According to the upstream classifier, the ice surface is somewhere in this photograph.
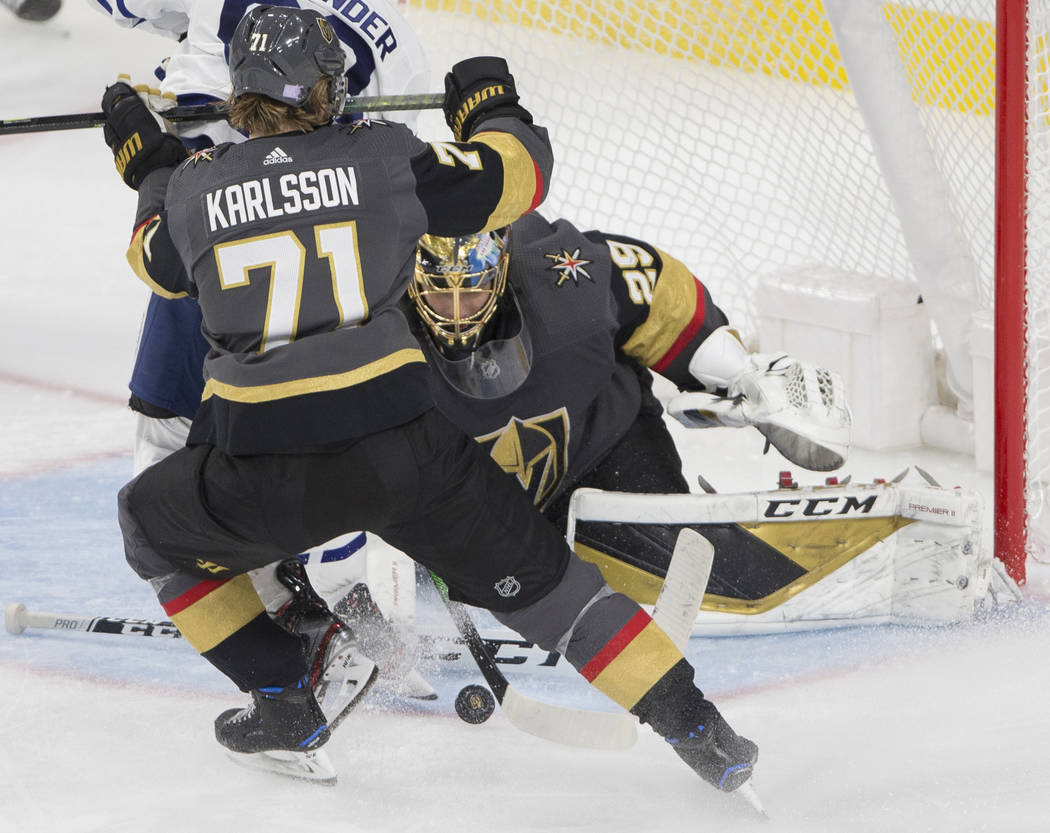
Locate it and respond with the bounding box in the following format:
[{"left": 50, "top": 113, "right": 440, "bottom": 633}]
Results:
[{"left": 1, "top": 4, "right": 1048, "bottom": 832}]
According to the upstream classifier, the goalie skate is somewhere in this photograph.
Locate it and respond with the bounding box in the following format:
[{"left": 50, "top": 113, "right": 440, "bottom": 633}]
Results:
[
  {"left": 334, "top": 582, "right": 436, "bottom": 701},
  {"left": 275, "top": 560, "right": 379, "bottom": 730},
  {"left": 310, "top": 625, "right": 379, "bottom": 730}
]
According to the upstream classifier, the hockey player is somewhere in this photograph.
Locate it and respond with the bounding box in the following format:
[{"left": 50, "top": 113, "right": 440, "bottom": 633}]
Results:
[
  {"left": 90, "top": 0, "right": 434, "bottom": 697},
  {"left": 306, "top": 218, "right": 850, "bottom": 629},
  {"left": 86, "top": 0, "right": 430, "bottom": 473},
  {"left": 320, "top": 223, "right": 1001, "bottom": 640},
  {"left": 105, "top": 4, "right": 759, "bottom": 792},
  {"left": 400, "top": 219, "right": 851, "bottom": 602}
]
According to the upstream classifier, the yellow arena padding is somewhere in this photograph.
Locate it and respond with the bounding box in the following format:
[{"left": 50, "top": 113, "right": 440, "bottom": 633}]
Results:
[{"left": 408, "top": 0, "right": 996, "bottom": 116}]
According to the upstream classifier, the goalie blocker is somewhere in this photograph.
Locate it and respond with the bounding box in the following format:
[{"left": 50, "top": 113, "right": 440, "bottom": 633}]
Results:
[{"left": 566, "top": 475, "right": 991, "bottom": 634}]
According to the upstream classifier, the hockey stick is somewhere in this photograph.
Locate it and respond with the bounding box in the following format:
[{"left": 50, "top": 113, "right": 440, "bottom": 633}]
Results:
[
  {"left": 647, "top": 531, "right": 768, "bottom": 817},
  {"left": 651, "top": 528, "right": 713, "bottom": 649},
  {"left": 4, "top": 602, "right": 182, "bottom": 638},
  {"left": 2, "top": 599, "right": 661, "bottom": 679},
  {"left": 0, "top": 92, "right": 444, "bottom": 136},
  {"left": 564, "top": 494, "right": 769, "bottom": 815},
  {"left": 428, "top": 572, "right": 639, "bottom": 750}
]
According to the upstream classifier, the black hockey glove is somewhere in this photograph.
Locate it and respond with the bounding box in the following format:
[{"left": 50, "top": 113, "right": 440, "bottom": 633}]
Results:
[
  {"left": 101, "top": 81, "right": 188, "bottom": 190},
  {"left": 443, "top": 56, "right": 533, "bottom": 142}
]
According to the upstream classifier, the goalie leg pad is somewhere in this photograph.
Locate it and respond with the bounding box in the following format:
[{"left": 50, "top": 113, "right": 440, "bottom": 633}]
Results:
[{"left": 567, "top": 482, "right": 991, "bottom": 631}]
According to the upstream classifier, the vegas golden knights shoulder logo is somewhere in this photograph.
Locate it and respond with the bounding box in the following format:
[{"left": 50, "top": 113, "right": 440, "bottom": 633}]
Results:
[
  {"left": 544, "top": 248, "right": 593, "bottom": 287},
  {"left": 475, "top": 408, "right": 570, "bottom": 508}
]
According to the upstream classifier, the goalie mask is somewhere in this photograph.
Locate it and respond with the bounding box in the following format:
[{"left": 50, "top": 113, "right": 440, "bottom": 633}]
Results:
[
  {"left": 410, "top": 229, "right": 511, "bottom": 348},
  {"left": 410, "top": 228, "right": 533, "bottom": 399},
  {"left": 230, "top": 5, "right": 348, "bottom": 115}
]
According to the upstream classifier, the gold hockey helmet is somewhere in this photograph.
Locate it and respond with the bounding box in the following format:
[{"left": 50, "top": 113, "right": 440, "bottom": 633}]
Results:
[{"left": 410, "top": 228, "right": 510, "bottom": 348}]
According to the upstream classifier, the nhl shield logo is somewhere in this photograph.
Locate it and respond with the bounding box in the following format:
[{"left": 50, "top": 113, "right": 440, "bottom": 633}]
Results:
[{"left": 494, "top": 575, "right": 521, "bottom": 598}]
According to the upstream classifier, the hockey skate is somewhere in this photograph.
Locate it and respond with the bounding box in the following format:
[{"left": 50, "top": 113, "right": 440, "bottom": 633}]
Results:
[
  {"left": 275, "top": 560, "right": 379, "bottom": 730},
  {"left": 334, "top": 582, "right": 437, "bottom": 701},
  {"left": 665, "top": 699, "right": 758, "bottom": 793},
  {"left": 215, "top": 676, "right": 337, "bottom": 785}
]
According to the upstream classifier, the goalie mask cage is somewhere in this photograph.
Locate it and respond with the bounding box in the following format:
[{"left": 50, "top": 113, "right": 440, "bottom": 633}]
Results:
[{"left": 405, "top": 0, "right": 1049, "bottom": 585}]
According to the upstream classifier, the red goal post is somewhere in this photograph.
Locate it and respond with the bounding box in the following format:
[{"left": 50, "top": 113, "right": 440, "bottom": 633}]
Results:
[
  {"left": 996, "top": 0, "right": 1046, "bottom": 587},
  {"left": 405, "top": 0, "right": 1049, "bottom": 585}
]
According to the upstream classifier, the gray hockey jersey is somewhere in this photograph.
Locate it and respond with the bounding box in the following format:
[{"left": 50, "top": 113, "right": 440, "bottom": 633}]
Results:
[
  {"left": 126, "top": 117, "right": 552, "bottom": 454},
  {"left": 418, "top": 212, "right": 727, "bottom": 508}
]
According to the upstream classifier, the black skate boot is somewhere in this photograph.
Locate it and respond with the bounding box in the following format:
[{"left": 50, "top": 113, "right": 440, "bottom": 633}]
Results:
[
  {"left": 214, "top": 676, "right": 329, "bottom": 754},
  {"left": 275, "top": 559, "right": 378, "bottom": 729},
  {"left": 633, "top": 660, "right": 758, "bottom": 793},
  {"left": 665, "top": 697, "right": 758, "bottom": 792}
]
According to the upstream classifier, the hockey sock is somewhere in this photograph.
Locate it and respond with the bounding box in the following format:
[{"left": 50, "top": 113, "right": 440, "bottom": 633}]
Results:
[{"left": 161, "top": 573, "right": 308, "bottom": 691}]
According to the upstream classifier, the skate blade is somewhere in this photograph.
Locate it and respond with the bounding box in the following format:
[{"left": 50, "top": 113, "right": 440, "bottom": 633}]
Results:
[
  {"left": 224, "top": 747, "right": 338, "bottom": 786},
  {"left": 736, "top": 781, "right": 770, "bottom": 819}
]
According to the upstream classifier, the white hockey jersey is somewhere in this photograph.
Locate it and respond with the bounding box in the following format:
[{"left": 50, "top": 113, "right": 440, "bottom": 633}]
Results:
[{"left": 87, "top": 0, "right": 431, "bottom": 141}]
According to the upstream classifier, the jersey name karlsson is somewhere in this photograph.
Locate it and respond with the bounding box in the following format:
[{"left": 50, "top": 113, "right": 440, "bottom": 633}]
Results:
[{"left": 205, "top": 167, "right": 360, "bottom": 232}]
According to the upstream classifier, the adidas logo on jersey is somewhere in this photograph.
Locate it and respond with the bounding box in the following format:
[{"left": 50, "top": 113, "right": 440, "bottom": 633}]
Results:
[{"left": 263, "top": 147, "right": 294, "bottom": 165}]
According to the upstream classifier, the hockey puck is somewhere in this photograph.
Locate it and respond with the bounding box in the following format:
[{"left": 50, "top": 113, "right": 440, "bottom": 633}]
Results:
[{"left": 454, "top": 684, "right": 496, "bottom": 724}]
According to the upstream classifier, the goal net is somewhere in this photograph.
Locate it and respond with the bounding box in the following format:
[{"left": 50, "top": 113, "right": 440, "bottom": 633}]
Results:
[{"left": 403, "top": 0, "right": 1050, "bottom": 584}]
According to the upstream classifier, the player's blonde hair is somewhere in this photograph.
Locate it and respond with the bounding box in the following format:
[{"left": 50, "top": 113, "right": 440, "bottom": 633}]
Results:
[{"left": 228, "top": 78, "right": 336, "bottom": 136}]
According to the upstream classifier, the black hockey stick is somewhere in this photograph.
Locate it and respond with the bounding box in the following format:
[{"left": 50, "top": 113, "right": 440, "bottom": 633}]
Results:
[
  {"left": 428, "top": 572, "right": 639, "bottom": 750},
  {"left": 0, "top": 92, "right": 444, "bottom": 136}
]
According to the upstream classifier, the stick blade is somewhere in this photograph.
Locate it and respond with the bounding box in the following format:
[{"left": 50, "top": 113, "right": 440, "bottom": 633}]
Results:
[{"left": 500, "top": 686, "right": 637, "bottom": 749}]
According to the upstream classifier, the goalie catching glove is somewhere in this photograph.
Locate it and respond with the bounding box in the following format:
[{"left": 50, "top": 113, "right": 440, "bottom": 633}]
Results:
[
  {"left": 101, "top": 79, "right": 187, "bottom": 190},
  {"left": 669, "top": 326, "right": 852, "bottom": 471}
]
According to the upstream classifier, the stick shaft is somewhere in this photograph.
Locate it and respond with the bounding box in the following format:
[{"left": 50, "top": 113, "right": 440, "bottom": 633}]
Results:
[
  {"left": 428, "top": 573, "right": 638, "bottom": 749},
  {"left": 0, "top": 92, "right": 444, "bottom": 136},
  {"left": 6, "top": 603, "right": 181, "bottom": 638},
  {"left": 428, "top": 575, "right": 509, "bottom": 701}
]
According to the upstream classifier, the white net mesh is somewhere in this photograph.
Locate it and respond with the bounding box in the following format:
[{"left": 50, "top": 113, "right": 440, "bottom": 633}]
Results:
[
  {"left": 403, "top": 1, "right": 995, "bottom": 332},
  {"left": 402, "top": 0, "right": 1050, "bottom": 565}
]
